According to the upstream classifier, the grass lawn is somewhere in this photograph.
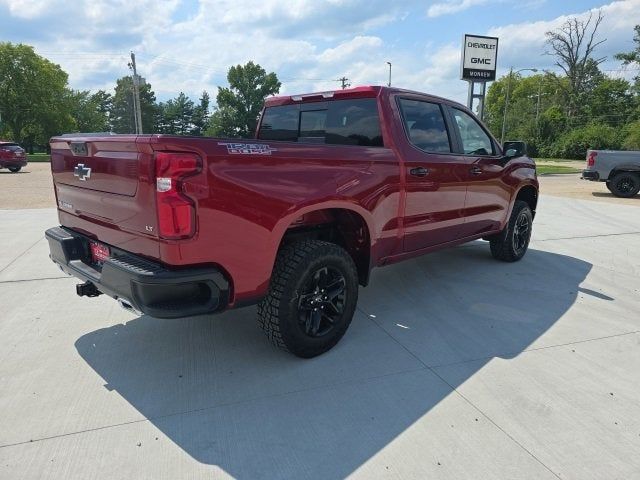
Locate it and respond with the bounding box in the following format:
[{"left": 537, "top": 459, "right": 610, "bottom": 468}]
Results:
[
  {"left": 536, "top": 165, "right": 581, "bottom": 175},
  {"left": 27, "top": 153, "right": 51, "bottom": 162}
]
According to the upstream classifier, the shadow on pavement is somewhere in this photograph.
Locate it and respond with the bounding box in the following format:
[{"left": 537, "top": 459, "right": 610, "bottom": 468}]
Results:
[{"left": 75, "top": 246, "right": 591, "bottom": 478}]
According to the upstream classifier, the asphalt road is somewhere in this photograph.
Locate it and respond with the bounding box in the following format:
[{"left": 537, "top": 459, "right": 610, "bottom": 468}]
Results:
[{"left": 0, "top": 178, "right": 639, "bottom": 479}]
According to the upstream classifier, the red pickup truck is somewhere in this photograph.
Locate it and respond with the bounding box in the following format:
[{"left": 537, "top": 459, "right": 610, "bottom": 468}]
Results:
[{"left": 46, "top": 86, "right": 538, "bottom": 357}]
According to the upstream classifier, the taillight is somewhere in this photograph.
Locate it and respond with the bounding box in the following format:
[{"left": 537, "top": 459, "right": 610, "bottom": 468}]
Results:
[
  {"left": 587, "top": 151, "right": 597, "bottom": 167},
  {"left": 155, "top": 152, "right": 201, "bottom": 239}
]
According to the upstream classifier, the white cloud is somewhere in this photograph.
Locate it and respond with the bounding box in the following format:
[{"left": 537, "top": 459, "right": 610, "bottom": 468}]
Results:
[
  {"left": 318, "top": 36, "right": 384, "bottom": 63},
  {"left": 1, "top": 0, "right": 638, "bottom": 108},
  {"left": 0, "top": 0, "right": 60, "bottom": 18},
  {"left": 487, "top": 0, "right": 640, "bottom": 80},
  {"left": 427, "top": 0, "right": 489, "bottom": 18}
]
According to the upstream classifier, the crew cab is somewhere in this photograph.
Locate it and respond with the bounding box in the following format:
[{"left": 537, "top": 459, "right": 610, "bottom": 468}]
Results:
[
  {"left": 0, "top": 141, "right": 28, "bottom": 172},
  {"left": 45, "top": 86, "right": 538, "bottom": 358}
]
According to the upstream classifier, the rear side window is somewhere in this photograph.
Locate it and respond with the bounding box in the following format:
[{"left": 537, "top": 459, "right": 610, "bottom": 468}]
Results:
[
  {"left": 451, "top": 108, "right": 494, "bottom": 156},
  {"left": 325, "top": 99, "right": 383, "bottom": 146},
  {"left": 398, "top": 99, "right": 451, "bottom": 153},
  {"left": 258, "top": 98, "right": 384, "bottom": 147},
  {"left": 258, "top": 104, "right": 299, "bottom": 141}
]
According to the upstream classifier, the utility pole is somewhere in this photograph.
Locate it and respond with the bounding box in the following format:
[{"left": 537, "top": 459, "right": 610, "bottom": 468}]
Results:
[
  {"left": 386, "top": 62, "right": 392, "bottom": 87},
  {"left": 336, "top": 77, "right": 350, "bottom": 89},
  {"left": 128, "top": 52, "right": 143, "bottom": 134}
]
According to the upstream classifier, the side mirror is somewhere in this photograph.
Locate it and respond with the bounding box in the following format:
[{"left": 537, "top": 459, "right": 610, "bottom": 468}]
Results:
[{"left": 503, "top": 141, "right": 527, "bottom": 158}]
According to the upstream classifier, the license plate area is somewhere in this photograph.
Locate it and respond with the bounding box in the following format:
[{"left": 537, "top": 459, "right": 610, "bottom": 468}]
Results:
[{"left": 89, "top": 241, "right": 110, "bottom": 267}]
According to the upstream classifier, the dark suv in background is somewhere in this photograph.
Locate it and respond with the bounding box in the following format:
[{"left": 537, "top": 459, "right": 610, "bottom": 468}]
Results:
[{"left": 0, "top": 142, "right": 28, "bottom": 172}]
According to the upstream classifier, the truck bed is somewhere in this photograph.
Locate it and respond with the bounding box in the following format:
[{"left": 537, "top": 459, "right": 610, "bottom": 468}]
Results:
[{"left": 49, "top": 133, "right": 400, "bottom": 305}]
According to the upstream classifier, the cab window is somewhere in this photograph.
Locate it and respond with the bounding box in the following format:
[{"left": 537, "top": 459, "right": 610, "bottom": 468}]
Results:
[
  {"left": 451, "top": 108, "right": 494, "bottom": 156},
  {"left": 257, "top": 98, "right": 384, "bottom": 147}
]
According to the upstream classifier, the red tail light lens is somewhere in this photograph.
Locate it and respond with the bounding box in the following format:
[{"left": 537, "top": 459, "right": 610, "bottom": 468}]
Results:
[
  {"left": 155, "top": 152, "right": 201, "bottom": 239},
  {"left": 587, "top": 151, "right": 597, "bottom": 167}
]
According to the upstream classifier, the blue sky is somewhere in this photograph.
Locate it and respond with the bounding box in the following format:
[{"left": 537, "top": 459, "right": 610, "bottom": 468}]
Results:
[{"left": 1, "top": 0, "right": 638, "bottom": 104}]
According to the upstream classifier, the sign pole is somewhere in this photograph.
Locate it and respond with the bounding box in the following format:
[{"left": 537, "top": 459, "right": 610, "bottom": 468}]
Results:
[{"left": 466, "top": 81, "right": 488, "bottom": 121}]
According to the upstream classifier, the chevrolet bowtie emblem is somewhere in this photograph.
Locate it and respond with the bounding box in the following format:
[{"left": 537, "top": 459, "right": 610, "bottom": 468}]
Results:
[{"left": 74, "top": 163, "right": 91, "bottom": 181}]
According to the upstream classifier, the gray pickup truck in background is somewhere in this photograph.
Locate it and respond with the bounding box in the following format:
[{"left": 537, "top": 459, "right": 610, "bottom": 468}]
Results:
[{"left": 582, "top": 150, "right": 640, "bottom": 198}]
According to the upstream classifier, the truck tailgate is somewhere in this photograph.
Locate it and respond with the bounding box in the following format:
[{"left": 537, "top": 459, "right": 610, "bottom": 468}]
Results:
[{"left": 50, "top": 135, "right": 160, "bottom": 257}]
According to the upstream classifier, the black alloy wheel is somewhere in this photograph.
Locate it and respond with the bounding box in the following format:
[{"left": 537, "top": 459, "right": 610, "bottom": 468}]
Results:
[
  {"left": 609, "top": 172, "right": 640, "bottom": 198},
  {"left": 512, "top": 211, "right": 531, "bottom": 256},
  {"left": 297, "top": 266, "right": 347, "bottom": 338}
]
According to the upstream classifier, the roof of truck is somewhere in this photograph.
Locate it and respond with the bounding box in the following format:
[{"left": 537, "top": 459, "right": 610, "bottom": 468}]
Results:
[{"left": 263, "top": 85, "right": 464, "bottom": 109}]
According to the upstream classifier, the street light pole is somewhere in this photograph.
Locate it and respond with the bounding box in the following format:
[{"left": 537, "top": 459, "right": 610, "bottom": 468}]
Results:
[
  {"left": 536, "top": 75, "right": 542, "bottom": 137},
  {"left": 500, "top": 67, "right": 513, "bottom": 145},
  {"left": 500, "top": 67, "right": 538, "bottom": 145},
  {"left": 386, "top": 62, "right": 392, "bottom": 87}
]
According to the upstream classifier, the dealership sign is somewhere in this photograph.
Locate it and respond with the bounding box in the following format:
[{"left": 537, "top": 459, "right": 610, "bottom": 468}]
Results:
[{"left": 461, "top": 34, "right": 499, "bottom": 81}]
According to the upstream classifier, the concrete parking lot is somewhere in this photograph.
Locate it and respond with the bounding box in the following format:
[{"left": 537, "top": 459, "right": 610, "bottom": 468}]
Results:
[{"left": 0, "top": 171, "right": 639, "bottom": 479}]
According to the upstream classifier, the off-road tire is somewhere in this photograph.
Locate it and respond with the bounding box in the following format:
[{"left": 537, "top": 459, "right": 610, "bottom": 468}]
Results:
[
  {"left": 257, "top": 240, "right": 359, "bottom": 358},
  {"left": 489, "top": 200, "right": 533, "bottom": 262},
  {"left": 608, "top": 172, "right": 640, "bottom": 198},
  {"left": 8, "top": 166, "right": 21, "bottom": 173}
]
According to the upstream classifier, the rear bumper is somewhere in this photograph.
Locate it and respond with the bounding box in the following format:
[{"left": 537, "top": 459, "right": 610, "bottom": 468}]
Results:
[
  {"left": 45, "top": 226, "right": 229, "bottom": 318},
  {"left": 581, "top": 170, "right": 600, "bottom": 181},
  {"left": 0, "top": 158, "right": 28, "bottom": 168}
]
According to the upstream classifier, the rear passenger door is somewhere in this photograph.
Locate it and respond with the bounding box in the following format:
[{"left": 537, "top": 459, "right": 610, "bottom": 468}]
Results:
[
  {"left": 397, "top": 98, "right": 469, "bottom": 252},
  {"left": 446, "top": 107, "right": 511, "bottom": 236}
]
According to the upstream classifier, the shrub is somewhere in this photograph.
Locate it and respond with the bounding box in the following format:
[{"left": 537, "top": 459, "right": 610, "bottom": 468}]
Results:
[
  {"left": 622, "top": 120, "right": 640, "bottom": 150},
  {"left": 548, "top": 123, "right": 623, "bottom": 159}
]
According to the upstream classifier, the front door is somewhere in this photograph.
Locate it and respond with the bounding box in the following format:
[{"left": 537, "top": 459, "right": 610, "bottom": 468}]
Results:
[
  {"left": 397, "top": 98, "right": 469, "bottom": 252},
  {"left": 447, "top": 107, "right": 511, "bottom": 236}
]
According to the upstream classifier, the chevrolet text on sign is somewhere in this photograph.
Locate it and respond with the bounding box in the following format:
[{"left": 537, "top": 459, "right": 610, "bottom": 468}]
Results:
[{"left": 461, "top": 34, "right": 499, "bottom": 81}]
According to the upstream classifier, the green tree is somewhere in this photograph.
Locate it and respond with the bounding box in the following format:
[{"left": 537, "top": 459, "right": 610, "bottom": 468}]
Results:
[
  {"left": 157, "top": 92, "right": 195, "bottom": 135},
  {"left": 615, "top": 25, "right": 640, "bottom": 87},
  {"left": 545, "top": 12, "right": 606, "bottom": 117},
  {"left": 485, "top": 72, "right": 566, "bottom": 154},
  {"left": 584, "top": 78, "right": 633, "bottom": 126},
  {"left": 110, "top": 76, "right": 158, "bottom": 134},
  {"left": 191, "top": 91, "right": 210, "bottom": 136},
  {"left": 0, "top": 42, "right": 72, "bottom": 151},
  {"left": 67, "top": 90, "right": 111, "bottom": 132},
  {"left": 206, "top": 61, "right": 281, "bottom": 138}
]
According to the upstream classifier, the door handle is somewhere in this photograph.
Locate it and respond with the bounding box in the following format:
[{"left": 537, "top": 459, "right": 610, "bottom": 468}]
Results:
[
  {"left": 410, "top": 167, "right": 429, "bottom": 177},
  {"left": 470, "top": 166, "right": 482, "bottom": 175}
]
